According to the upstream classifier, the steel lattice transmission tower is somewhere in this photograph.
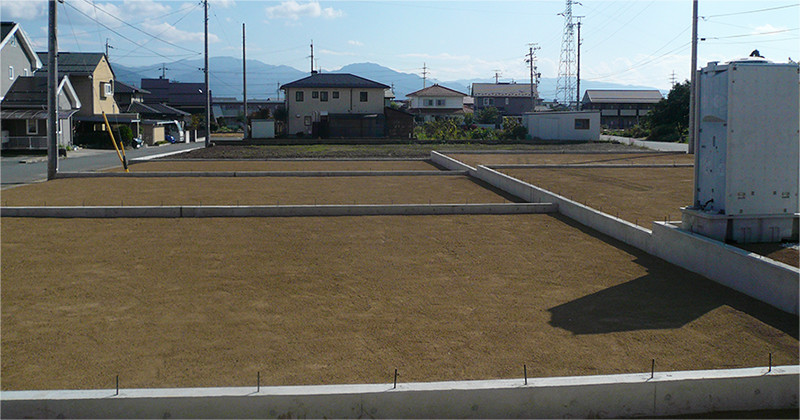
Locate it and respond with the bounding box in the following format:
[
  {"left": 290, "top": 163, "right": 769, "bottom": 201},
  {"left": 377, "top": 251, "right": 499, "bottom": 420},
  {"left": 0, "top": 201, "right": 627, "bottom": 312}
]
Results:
[{"left": 556, "top": 0, "right": 577, "bottom": 108}]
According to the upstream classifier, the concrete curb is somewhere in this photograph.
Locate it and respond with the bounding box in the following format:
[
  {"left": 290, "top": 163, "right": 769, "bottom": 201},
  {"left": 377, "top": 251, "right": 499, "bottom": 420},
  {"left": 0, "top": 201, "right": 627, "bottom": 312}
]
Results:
[
  {"left": 2, "top": 366, "right": 796, "bottom": 419},
  {"left": 55, "top": 170, "right": 465, "bottom": 178},
  {"left": 489, "top": 163, "right": 693, "bottom": 169},
  {"left": 431, "top": 151, "right": 477, "bottom": 174},
  {"left": 0, "top": 203, "right": 557, "bottom": 218}
]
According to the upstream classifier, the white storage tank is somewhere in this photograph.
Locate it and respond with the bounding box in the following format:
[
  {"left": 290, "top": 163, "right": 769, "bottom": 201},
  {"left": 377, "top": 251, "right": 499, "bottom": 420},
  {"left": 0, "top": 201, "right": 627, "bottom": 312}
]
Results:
[{"left": 682, "top": 57, "right": 799, "bottom": 243}]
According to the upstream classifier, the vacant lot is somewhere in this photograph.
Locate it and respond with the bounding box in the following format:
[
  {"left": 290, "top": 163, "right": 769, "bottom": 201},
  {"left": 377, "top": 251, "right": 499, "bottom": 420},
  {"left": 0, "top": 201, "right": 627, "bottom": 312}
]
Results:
[
  {"left": 2, "top": 215, "right": 796, "bottom": 391},
  {"left": 447, "top": 152, "right": 694, "bottom": 168},
  {"left": 118, "top": 160, "right": 438, "bottom": 172},
  {"left": 0, "top": 176, "right": 511, "bottom": 206}
]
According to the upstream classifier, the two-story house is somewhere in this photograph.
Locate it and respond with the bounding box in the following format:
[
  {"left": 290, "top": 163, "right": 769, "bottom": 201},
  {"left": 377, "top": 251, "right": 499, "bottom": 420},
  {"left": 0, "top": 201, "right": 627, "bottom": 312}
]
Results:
[
  {"left": 581, "top": 89, "right": 663, "bottom": 129},
  {"left": 472, "top": 82, "right": 542, "bottom": 116},
  {"left": 0, "top": 22, "right": 42, "bottom": 100},
  {"left": 405, "top": 84, "right": 470, "bottom": 122},
  {"left": 281, "top": 72, "right": 389, "bottom": 138}
]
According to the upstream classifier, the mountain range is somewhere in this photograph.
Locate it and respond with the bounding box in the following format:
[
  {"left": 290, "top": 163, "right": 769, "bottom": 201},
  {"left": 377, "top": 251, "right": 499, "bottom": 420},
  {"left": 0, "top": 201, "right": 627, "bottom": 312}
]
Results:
[{"left": 111, "top": 57, "right": 663, "bottom": 101}]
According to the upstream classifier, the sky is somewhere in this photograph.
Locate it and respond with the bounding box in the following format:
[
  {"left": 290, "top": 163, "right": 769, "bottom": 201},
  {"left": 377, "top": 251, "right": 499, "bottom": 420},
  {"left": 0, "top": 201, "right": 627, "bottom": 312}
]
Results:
[{"left": 2, "top": 0, "right": 798, "bottom": 96}]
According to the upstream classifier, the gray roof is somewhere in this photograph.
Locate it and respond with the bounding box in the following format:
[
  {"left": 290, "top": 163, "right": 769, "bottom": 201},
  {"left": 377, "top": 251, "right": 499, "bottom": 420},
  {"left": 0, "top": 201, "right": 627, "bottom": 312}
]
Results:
[
  {"left": 115, "top": 81, "right": 151, "bottom": 95},
  {"left": 128, "top": 101, "right": 189, "bottom": 116},
  {"left": 472, "top": 83, "right": 537, "bottom": 98},
  {"left": 36, "top": 52, "right": 109, "bottom": 76},
  {"left": 281, "top": 73, "right": 389, "bottom": 90},
  {"left": 1, "top": 75, "right": 80, "bottom": 110},
  {"left": 582, "top": 89, "right": 663, "bottom": 104}
]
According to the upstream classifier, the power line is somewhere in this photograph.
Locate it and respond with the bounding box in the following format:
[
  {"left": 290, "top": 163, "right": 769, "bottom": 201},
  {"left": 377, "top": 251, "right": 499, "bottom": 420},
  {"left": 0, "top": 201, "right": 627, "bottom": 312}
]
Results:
[
  {"left": 703, "top": 27, "right": 799, "bottom": 40},
  {"left": 703, "top": 3, "right": 799, "bottom": 19},
  {"left": 114, "top": 1, "right": 201, "bottom": 61}
]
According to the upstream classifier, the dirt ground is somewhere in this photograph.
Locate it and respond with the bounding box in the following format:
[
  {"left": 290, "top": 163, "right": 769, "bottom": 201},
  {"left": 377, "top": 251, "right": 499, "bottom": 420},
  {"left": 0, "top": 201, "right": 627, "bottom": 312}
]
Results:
[
  {"left": 447, "top": 152, "right": 695, "bottom": 168},
  {"left": 0, "top": 176, "right": 512, "bottom": 207},
  {"left": 2, "top": 215, "right": 796, "bottom": 391},
  {"left": 117, "top": 160, "right": 438, "bottom": 172}
]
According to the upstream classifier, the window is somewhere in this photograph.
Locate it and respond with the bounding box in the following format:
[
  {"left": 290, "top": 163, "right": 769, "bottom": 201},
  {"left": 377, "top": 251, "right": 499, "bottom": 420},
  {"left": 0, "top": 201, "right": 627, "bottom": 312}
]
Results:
[
  {"left": 436, "top": 99, "right": 445, "bottom": 106},
  {"left": 424, "top": 99, "right": 434, "bottom": 107},
  {"left": 332, "top": 91, "right": 339, "bottom": 99},
  {"left": 312, "top": 91, "right": 319, "bottom": 99},
  {"left": 23, "top": 68, "right": 29, "bottom": 76},
  {"left": 483, "top": 98, "right": 494, "bottom": 106},
  {"left": 505, "top": 98, "right": 510, "bottom": 105},
  {"left": 8, "top": 66, "right": 13, "bottom": 80},
  {"left": 574, "top": 118, "right": 590, "bottom": 130},
  {"left": 296, "top": 91, "right": 304, "bottom": 102},
  {"left": 103, "top": 82, "right": 113, "bottom": 97},
  {"left": 359, "top": 91, "right": 368, "bottom": 102},
  {"left": 304, "top": 116, "right": 311, "bottom": 126},
  {"left": 26, "top": 119, "right": 38, "bottom": 135},
  {"left": 320, "top": 91, "right": 328, "bottom": 102}
]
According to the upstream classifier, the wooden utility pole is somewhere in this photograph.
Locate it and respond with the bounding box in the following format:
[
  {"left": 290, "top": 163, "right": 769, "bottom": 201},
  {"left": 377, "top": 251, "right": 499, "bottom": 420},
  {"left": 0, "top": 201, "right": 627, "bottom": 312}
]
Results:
[
  {"left": 575, "top": 16, "right": 584, "bottom": 110},
  {"left": 242, "top": 23, "right": 247, "bottom": 139},
  {"left": 204, "top": 0, "right": 210, "bottom": 147},
  {"left": 310, "top": 40, "right": 314, "bottom": 73},
  {"left": 47, "top": 0, "right": 58, "bottom": 180},
  {"left": 688, "top": 0, "right": 698, "bottom": 154},
  {"left": 105, "top": 38, "right": 113, "bottom": 60},
  {"left": 526, "top": 43, "right": 541, "bottom": 111}
]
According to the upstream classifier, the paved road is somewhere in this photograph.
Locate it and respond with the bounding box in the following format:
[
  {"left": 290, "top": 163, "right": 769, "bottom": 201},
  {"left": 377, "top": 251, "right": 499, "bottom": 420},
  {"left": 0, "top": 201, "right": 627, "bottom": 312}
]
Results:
[
  {"left": 599, "top": 134, "right": 689, "bottom": 153},
  {"left": 1, "top": 142, "right": 203, "bottom": 188}
]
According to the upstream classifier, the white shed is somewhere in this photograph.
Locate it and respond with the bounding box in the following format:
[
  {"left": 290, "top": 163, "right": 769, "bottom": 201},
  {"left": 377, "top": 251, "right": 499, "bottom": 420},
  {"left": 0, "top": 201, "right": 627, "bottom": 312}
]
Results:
[{"left": 522, "top": 111, "right": 600, "bottom": 141}]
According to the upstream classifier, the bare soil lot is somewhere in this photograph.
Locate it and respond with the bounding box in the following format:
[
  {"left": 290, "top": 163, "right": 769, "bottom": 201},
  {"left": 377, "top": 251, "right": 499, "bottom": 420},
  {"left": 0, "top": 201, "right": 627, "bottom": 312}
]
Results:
[
  {"left": 2, "top": 215, "right": 796, "bottom": 391},
  {"left": 0, "top": 176, "right": 510, "bottom": 206},
  {"left": 118, "top": 160, "right": 438, "bottom": 172},
  {"left": 447, "top": 152, "right": 694, "bottom": 168}
]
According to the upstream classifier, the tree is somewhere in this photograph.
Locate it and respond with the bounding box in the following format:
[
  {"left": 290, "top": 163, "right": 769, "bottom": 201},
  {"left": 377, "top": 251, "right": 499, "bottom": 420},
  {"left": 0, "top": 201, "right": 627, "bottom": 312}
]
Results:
[
  {"left": 476, "top": 107, "right": 500, "bottom": 125},
  {"left": 646, "top": 80, "right": 689, "bottom": 142}
]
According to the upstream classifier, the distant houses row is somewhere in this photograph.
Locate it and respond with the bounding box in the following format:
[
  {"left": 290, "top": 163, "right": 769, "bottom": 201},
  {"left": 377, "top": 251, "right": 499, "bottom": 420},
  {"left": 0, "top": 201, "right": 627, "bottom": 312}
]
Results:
[{"left": 1, "top": 21, "right": 664, "bottom": 149}]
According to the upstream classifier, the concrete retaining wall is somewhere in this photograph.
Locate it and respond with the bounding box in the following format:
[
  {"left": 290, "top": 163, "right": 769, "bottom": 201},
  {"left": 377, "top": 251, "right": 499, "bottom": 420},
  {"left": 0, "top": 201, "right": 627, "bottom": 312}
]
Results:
[
  {"left": 430, "top": 151, "right": 477, "bottom": 174},
  {"left": 650, "top": 222, "right": 800, "bottom": 314},
  {"left": 56, "top": 170, "right": 466, "bottom": 178},
  {"left": 489, "top": 163, "right": 693, "bottom": 169},
  {"left": 0, "top": 203, "right": 557, "bottom": 218},
  {"left": 2, "top": 366, "right": 796, "bottom": 419},
  {"left": 474, "top": 165, "right": 653, "bottom": 251}
]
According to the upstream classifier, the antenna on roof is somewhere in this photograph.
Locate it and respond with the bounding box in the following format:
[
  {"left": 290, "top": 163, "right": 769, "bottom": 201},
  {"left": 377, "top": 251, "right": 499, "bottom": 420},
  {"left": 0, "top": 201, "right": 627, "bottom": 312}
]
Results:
[{"left": 493, "top": 70, "right": 502, "bottom": 84}]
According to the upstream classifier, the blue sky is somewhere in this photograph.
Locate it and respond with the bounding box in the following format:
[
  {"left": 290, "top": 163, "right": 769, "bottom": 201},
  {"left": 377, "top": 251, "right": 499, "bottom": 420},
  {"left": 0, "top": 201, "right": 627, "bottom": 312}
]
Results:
[{"left": 3, "top": 0, "right": 798, "bottom": 93}]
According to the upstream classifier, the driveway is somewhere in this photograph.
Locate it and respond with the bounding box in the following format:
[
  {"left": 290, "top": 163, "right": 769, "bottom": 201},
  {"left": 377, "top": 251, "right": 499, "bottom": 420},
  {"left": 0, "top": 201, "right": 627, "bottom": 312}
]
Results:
[{"left": 1, "top": 141, "right": 204, "bottom": 188}]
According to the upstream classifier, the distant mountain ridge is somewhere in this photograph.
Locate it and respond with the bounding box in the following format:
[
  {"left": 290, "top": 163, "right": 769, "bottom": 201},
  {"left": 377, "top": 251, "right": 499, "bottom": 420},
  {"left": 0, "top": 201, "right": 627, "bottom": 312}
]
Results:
[{"left": 111, "top": 57, "right": 663, "bottom": 101}]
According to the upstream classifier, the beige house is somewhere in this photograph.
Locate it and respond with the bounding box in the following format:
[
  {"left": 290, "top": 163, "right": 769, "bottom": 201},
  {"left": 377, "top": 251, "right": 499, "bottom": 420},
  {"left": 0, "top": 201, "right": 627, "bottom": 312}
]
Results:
[
  {"left": 406, "top": 84, "right": 471, "bottom": 122},
  {"left": 281, "top": 72, "right": 389, "bottom": 138},
  {"left": 37, "top": 52, "right": 120, "bottom": 117}
]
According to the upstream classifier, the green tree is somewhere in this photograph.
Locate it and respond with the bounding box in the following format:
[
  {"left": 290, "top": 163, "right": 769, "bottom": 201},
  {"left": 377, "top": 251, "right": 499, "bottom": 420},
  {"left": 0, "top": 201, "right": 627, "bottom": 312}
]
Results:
[
  {"left": 476, "top": 107, "right": 500, "bottom": 125},
  {"left": 646, "top": 81, "right": 689, "bottom": 142}
]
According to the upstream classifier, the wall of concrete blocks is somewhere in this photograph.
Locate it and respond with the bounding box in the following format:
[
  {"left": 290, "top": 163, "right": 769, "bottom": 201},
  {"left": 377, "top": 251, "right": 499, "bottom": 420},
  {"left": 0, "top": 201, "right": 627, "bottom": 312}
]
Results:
[
  {"left": 2, "top": 366, "right": 796, "bottom": 418},
  {"left": 429, "top": 152, "right": 800, "bottom": 315}
]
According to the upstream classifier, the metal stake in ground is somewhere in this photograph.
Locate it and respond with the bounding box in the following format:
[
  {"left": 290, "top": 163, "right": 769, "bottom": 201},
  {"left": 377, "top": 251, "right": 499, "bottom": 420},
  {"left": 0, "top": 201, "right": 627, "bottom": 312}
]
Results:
[
  {"left": 393, "top": 368, "right": 398, "bottom": 389},
  {"left": 651, "top": 359, "right": 655, "bottom": 379},
  {"left": 524, "top": 364, "right": 528, "bottom": 385},
  {"left": 115, "top": 375, "right": 119, "bottom": 396},
  {"left": 257, "top": 371, "right": 260, "bottom": 392}
]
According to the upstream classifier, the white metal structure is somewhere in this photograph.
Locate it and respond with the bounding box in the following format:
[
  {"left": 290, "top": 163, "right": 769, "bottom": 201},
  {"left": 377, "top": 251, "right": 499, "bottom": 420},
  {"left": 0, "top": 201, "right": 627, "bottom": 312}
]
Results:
[
  {"left": 522, "top": 111, "right": 600, "bottom": 141},
  {"left": 682, "top": 58, "right": 799, "bottom": 243}
]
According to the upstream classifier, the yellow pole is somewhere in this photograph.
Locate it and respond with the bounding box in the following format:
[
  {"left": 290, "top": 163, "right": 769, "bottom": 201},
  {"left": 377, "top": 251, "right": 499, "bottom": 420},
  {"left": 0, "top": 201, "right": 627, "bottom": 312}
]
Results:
[{"left": 102, "top": 111, "right": 128, "bottom": 172}]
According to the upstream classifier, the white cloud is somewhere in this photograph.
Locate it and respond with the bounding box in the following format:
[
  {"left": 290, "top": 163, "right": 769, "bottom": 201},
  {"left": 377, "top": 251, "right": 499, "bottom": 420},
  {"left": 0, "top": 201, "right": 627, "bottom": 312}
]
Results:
[
  {"left": 1, "top": 0, "right": 46, "bottom": 20},
  {"left": 348, "top": 40, "right": 363, "bottom": 47},
  {"left": 319, "top": 49, "right": 355, "bottom": 56},
  {"left": 265, "top": 1, "right": 343, "bottom": 21},
  {"left": 121, "top": 0, "right": 171, "bottom": 16},
  {"left": 210, "top": 0, "right": 236, "bottom": 8},
  {"left": 142, "top": 22, "right": 220, "bottom": 44},
  {"left": 753, "top": 24, "right": 788, "bottom": 35}
]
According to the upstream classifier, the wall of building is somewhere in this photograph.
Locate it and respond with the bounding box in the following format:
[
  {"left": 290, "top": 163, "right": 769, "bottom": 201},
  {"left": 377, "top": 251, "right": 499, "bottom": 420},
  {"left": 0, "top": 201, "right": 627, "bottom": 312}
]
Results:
[
  {"left": 0, "top": 32, "right": 33, "bottom": 98},
  {"left": 286, "top": 87, "right": 385, "bottom": 135},
  {"left": 523, "top": 111, "right": 600, "bottom": 141},
  {"left": 90, "top": 57, "right": 119, "bottom": 115}
]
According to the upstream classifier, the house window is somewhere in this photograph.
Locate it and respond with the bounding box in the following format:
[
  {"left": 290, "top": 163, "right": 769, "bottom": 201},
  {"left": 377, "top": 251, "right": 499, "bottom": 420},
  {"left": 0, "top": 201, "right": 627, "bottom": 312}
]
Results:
[
  {"left": 436, "top": 99, "right": 445, "bottom": 106},
  {"left": 505, "top": 98, "right": 510, "bottom": 105},
  {"left": 320, "top": 91, "right": 328, "bottom": 102},
  {"left": 312, "top": 91, "right": 319, "bottom": 99},
  {"left": 8, "top": 66, "right": 13, "bottom": 80},
  {"left": 103, "top": 82, "right": 113, "bottom": 97},
  {"left": 26, "top": 119, "right": 38, "bottom": 135},
  {"left": 296, "top": 91, "right": 304, "bottom": 102},
  {"left": 424, "top": 99, "right": 434, "bottom": 107},
  {"left": 483, "top": 98, "right": 494, "bottom": 106},
  {"left": 360, "top": 91, "right": 368, "bottom": 102},
  {"left": 332, "top": 91, "right": 339, "bottom": 99},
  {"left": 575, "top": 118, "right": 590, "bottom": 130}
]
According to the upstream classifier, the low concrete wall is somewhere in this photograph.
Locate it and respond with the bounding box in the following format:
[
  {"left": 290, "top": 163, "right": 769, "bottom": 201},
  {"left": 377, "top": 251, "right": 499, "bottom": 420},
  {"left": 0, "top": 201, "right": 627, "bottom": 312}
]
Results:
[
  {"left": 56, "top": 170, "right": 466, "bottom": 178},
  {"left": 2, "top": 366, "right": 796, "bottom": 419},
  {"left": 650, "top": 222, "right": 800, "bottom": 314},
  {"left": 430, "top": 151, "right": 477, "bottom": 174},
  {"left": 600, "top": 134, "right": 689, "bottom": 152},
  {"left": 489, "top": 163, "right": 693, "bottom": 169},
  {"left": 0, "top": 203, "right": 557, "bottom": 219},
  {"left": 474, "top": 165, "right": 653, "bottom": 251}
]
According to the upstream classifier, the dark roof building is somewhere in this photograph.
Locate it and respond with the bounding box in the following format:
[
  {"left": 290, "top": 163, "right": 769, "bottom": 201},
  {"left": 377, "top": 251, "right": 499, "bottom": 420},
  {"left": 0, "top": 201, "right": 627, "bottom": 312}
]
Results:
[
  {"left": 472, "top": 82, "right": 541, "bottom": 116},
  {"left": 36, "top": 52, "right": 111, "bottom": 77},
  {"left": 140, "top": 78, "right": 206, "bottom": 113},
  {"left": 581, "top": 89, "right": 664, "bottom": 129},
  {"left": 281, "top": 73, "right": 389, "bottom": 90}
]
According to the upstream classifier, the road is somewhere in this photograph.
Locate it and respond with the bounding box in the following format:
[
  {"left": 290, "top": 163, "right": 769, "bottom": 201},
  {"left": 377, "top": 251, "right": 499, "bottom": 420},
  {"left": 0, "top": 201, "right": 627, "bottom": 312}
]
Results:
[
  {"left": 599, "top": 134, "right": 689, "bottom": 153},
  {"left": 1, "top": 142, "right": 204, "bottom": 188}
]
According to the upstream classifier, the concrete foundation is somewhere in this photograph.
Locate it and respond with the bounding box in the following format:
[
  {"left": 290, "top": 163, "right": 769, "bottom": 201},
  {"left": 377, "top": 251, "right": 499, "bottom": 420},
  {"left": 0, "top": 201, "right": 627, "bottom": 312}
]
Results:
[
  {"left": 2, "top": 366, "right": 796, "bottom": 419},
  {"left": 681, "top": 207, "right": 799, "bottom": 244}
]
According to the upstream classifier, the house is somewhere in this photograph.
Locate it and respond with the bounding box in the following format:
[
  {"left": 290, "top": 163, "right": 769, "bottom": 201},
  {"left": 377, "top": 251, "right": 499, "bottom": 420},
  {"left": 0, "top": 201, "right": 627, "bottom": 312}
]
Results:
[
  {"left": 140, "top": 78, "right": 206, "bottom": 115},
  {"left": 405, "top": 84, "right": 471, "bottom": 122},
  {"left": 1, "top": 75, "right": 81, "bottom": 150},
  {"left": 384, "top": 106, "right": 414, "bottom": 139},
  {"left": 113, "top": 80, "right": 150, "bottom": 109},
  {"left": 281, "top": 72, "right": 389, "bottom": 138},
  {"left": 581, "top": 89, "right": 663, "bottom": 129},
  {"left": 522, "top": 110, "right": 600, "bottom": 141},
  {"left": 1, "top": 22, "right": 42, "bottom": 100},
  {"left": 472, "top": 82, "right": 542, "bottom": 116}
]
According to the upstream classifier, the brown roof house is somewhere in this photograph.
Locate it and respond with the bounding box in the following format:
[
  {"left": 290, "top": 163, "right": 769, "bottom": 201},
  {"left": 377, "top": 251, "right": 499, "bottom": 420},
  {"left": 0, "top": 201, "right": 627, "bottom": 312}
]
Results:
[{"left": 406, "top": 84, "right": 471, "bottom": 122}]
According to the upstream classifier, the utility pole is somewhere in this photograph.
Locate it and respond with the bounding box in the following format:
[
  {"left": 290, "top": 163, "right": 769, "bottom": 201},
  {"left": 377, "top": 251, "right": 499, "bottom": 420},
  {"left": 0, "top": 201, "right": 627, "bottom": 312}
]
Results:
[
  {"left": 309, "top": 40, "right": 315, "bottom": 73},
  {"left": 159, "top": 63, "right": 169, "bottom": 79},
  {"left": 422, "top": 63, "right": 428, "bottom": 88},
  {"left": 47, "top": 0, "right": 58, "bottom": 180},
  {"left": 688, "top": 0, "right": 698, "bottom": 154},
  {"left": 526, "top": 43, "right": 541, "bottom": 111},
  {"left": 104, "top": 38, "right": 113, "bottom": 60},
  {"left": 242, "top": 22, "right": 247, "bottom": 139},
  {"left": 575, "top": 16, "right": 584, "bottom": 110},
  {"left": 204, "top": 0, "right": 210, "bottom": 147},
  {"left": 493, "top": 70, "right": 501, "bottom": 84}
]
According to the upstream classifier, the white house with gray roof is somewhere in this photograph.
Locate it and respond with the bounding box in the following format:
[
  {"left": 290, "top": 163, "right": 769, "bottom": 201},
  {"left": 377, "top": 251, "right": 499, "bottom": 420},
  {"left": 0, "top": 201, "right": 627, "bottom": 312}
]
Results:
[{"left": 0, "top": 22, "right": 42, "bottom": 100}]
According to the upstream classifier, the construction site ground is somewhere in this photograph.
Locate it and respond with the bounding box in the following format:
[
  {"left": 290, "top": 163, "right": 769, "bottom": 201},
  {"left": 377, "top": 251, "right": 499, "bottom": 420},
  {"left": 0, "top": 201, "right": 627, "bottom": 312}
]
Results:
[{"left": 2, "top": 214, "right": 797, "bottom": 391}]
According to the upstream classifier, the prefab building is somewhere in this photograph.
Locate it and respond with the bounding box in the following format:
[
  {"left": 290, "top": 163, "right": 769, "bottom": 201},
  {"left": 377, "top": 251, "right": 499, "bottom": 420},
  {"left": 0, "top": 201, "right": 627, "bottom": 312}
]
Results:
[
  {"left": 681, "top": 58, "right": 799, "bottom": 243},
  {"left": 522, "top": 110, "right": 600, "bottom": 141}
]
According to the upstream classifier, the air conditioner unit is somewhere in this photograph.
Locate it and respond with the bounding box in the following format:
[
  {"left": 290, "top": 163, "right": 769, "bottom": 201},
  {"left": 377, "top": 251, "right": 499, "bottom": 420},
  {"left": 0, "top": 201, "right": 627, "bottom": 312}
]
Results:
[{"left": 102, "top": 82, "right": 113, "bottom": 98}]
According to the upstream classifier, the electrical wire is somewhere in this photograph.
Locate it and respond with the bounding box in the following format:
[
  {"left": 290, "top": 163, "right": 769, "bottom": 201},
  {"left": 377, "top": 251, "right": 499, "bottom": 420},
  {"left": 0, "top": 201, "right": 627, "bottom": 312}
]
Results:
[{"left": 703, "top": 3, "right": 799, "bottom": 19}]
